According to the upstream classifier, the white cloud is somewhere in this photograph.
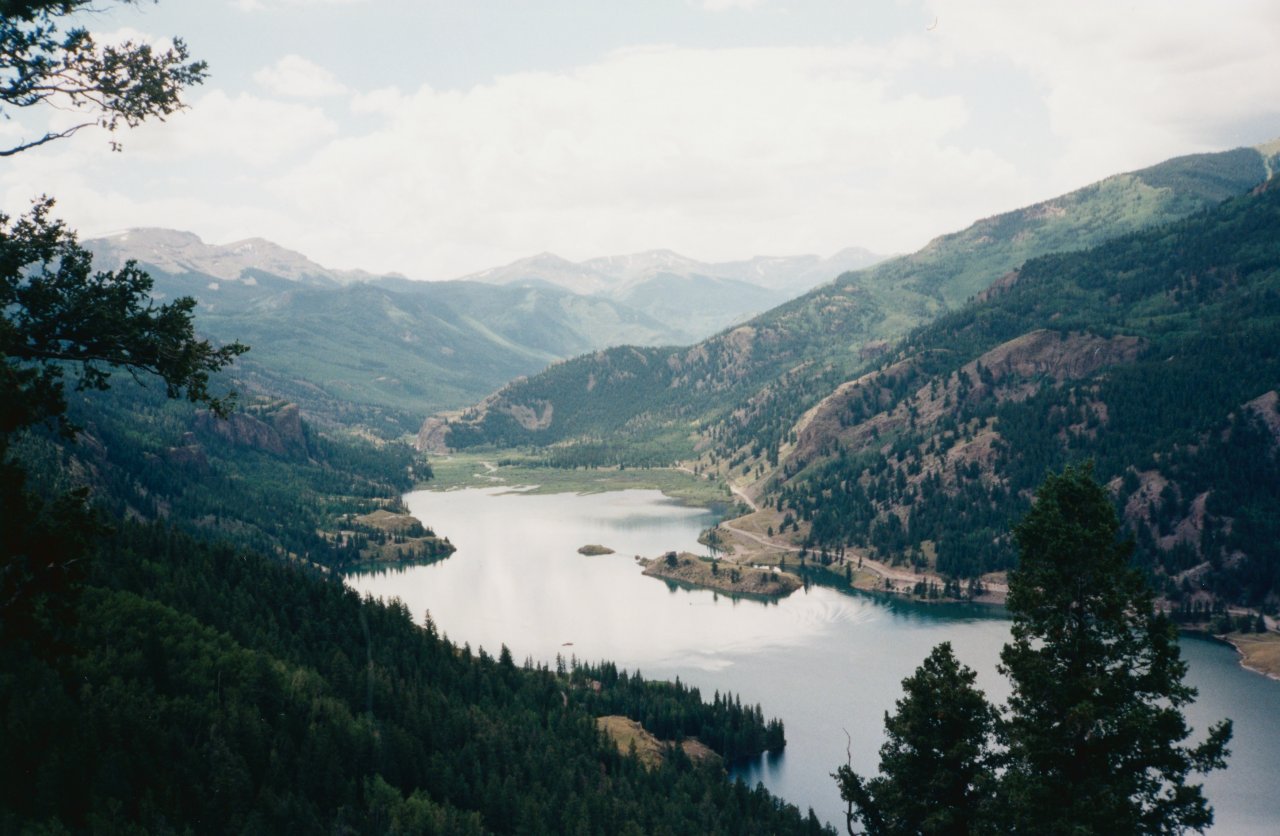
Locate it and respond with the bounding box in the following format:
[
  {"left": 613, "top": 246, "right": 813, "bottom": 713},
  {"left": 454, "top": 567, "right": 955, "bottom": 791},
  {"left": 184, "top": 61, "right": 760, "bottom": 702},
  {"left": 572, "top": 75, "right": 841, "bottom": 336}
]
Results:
[
  {"left": 0, "top": 137, "right": 287, "bottom": 248},
  {"left": 281, "top": 8, "right": 1280, "bottom": 277},
  {"left": 923, "top": 0, "right": 1280, "bottom": 187},
  {"left": 254, "top": 54, "right": 348, "bottom": 98},
  {"left": 91, "top": 27, "right": 176, "bottom": 51},
  {"left": 260, "top": 42, "right": 1016, "bottom": 276},
  {"left": 123, "top": 89, "right": 338, "bottom": 165},
  {"left": 700, "top": 0, "right": 765, "bottom": 11}
]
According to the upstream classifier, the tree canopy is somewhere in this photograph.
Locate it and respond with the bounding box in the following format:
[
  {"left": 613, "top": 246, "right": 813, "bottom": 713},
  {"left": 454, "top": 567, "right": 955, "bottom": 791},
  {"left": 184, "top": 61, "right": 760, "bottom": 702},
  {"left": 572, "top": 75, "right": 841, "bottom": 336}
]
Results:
[
  {"left": 0, "top": 198, "right": 246, "bottom": 443},
  {"left": 0, "top": 198, "right": 245, "bottom": 648},
  {"left": 1, "top": 0, "right": 233, "bottom": 651},
  {"left": 1, "top": 0, "right": 206, "bottom": 155}
]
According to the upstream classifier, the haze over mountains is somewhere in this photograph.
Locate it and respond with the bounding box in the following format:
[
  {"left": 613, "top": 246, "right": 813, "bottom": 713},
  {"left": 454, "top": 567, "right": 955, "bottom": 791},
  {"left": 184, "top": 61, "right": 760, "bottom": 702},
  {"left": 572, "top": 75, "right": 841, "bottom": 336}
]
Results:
[
  {"left": 85, "top": 230, "right": 879, "bottom": 433},
  {"left": 88, "top": 228, "right": 386, "bottom": 286},
  {"left": 464, "top": 247, "right": 884, "bottom": 339}
]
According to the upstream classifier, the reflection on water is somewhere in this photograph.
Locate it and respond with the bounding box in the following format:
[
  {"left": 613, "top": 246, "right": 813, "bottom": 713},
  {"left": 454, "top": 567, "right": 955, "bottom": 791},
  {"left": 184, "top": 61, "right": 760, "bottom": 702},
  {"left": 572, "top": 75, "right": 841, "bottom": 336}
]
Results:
[
  {"left": 349, "top": 487, "right": 858, "bottom": 671},
  {"left": 345, "top": 487, "right": 1280, "bottom": 834}
]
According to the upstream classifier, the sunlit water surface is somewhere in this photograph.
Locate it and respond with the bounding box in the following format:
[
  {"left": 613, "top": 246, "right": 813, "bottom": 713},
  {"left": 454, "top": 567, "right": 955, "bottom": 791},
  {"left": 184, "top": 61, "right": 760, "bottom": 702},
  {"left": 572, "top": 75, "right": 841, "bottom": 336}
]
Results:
[{"left": 345, "top": 487, "right": 1280, "bottom": 834}]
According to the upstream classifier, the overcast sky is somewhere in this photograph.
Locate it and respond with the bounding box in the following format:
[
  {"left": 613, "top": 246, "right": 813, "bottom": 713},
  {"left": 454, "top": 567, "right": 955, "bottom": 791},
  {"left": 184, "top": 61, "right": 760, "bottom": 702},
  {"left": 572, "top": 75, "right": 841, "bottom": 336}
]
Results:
[{"left": 3, "top": 0, "right": 1279, "bottom": 279}]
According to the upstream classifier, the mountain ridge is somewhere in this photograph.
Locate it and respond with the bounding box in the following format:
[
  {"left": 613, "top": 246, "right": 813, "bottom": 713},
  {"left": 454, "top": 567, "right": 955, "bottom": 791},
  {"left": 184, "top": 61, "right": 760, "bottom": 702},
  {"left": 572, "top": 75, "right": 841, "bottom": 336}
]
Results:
[
  {"left": 768, "top": 182, "right": 1280, "bottom": 608},
  {"left": 433, "top": 141, "right": 1280, "bottom": 463},
  {"left": 87, "top": 227, "right": 392, "bottom": 286},
  {"left": 459, "top": 245, "right": 887, "bottom": 338},
  {"left": 461, "top": 246, "right": 884, "bottom": 297}
]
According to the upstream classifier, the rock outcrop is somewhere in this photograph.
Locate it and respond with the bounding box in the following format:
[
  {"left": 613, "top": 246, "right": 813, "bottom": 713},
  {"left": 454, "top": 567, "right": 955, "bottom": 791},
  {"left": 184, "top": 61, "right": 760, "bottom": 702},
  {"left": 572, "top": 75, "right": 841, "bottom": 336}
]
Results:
[{"left": 195, "top": 401, "right": 309, "bottom": 458}]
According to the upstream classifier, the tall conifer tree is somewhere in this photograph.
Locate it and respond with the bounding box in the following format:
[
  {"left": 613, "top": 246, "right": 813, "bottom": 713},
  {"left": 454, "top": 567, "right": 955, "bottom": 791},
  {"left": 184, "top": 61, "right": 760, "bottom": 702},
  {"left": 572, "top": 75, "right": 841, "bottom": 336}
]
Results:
[
  {"left": 997, "top": 463, "right": 1231, "bottom": 834},
  {"left": 834, "top": 642, "right": 996, "bottom": 835}
]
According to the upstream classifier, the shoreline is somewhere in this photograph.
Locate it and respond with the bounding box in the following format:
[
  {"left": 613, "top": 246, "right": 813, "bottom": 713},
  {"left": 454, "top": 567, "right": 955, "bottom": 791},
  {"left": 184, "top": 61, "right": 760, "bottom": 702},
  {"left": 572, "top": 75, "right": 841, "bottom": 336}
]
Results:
[
  {"left": 409, "top": 465, "right": 1280, "bottom": 683},
  {"left": 415, "top": 454, "right": 734, "bottom": 510},
  {"left": 1204, "top": 630, "right": 1280, "bottom": 681}
]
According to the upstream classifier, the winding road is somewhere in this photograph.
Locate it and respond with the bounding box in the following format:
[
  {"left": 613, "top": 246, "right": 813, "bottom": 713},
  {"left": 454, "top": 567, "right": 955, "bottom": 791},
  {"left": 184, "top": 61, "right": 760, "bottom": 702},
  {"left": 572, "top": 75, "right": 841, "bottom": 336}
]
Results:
[{"left": 689, "top": 467, "right": 1010, "bottom": 599}]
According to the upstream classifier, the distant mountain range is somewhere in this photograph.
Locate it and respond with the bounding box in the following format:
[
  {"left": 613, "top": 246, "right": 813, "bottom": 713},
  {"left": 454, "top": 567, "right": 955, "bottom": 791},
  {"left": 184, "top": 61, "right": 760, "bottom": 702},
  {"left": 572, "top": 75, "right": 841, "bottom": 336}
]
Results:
[
  {"left": 85, "top": 231, "right": 879, "bottom": 433},
  {"left": 88, "top": 228, "right": 385, "bottom": 286},
  {"left": 463, "top": 247, "right": 883, "bottom": 338}
]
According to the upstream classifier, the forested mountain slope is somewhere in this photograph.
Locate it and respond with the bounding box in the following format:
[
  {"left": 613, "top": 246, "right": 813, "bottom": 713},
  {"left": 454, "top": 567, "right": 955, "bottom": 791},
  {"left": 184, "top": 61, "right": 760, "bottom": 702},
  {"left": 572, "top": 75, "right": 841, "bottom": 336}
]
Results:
[
  {"left": 14, "top": 380, "right": 441, "bottom": 573},
  {"left": 193, "top": 276, "right": 683, "bottom": 435},
  {"left": 2, "top": 519, "right": 829, "bottom": 834},
  {"left": 770, "top": 179, "right": 1280, "bottom": 608},
  {"left": 6, "top": 350, "right": 827, "bottom": 831},
  {"left": 85, "top": 234, "right": 693, "bottom": 434},
  {"left": 434, "top": 143, "right": 1280, "bottom": 462}
]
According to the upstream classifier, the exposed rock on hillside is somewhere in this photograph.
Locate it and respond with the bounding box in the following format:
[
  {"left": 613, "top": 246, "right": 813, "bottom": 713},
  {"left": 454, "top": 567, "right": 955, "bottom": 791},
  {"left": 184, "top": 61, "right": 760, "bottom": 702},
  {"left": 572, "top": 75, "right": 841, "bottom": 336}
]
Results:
[
  {"left": 595, "top": 716, "right": 722, "bottom": 771},
  {"left": 195, "top": 401, "right": 309, "bottom": 458},
  {"left": 791, "top": 330, "right": 1143, "bottom": 470},
  {"left": 1244, "top": 390, "right": 1280, "bottom": 444},
  {"left": 415, "top": 416, "right": 452, "bottom": 454}
]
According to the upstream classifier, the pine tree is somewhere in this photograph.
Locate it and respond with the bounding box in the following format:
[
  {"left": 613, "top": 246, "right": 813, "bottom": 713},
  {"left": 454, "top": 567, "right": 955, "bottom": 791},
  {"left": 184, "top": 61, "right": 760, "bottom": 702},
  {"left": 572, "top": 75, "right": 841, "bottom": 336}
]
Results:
[
  {"left": 997, "top": 463, "right": 1231, "bottom": 834},
  {"left": 834, "top": 642, "right": 996, "bottom": 835}
]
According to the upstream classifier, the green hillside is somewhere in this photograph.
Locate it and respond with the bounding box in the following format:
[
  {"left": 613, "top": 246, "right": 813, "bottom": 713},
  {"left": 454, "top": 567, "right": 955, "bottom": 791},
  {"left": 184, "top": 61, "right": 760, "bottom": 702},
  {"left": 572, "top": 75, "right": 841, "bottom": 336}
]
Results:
[
  {"left": 775, "top": 179, "right": 1280, "bottom": 607},
  {"left": 141, "top": 269, "right": 689, "bottom": 436},
  {"left": 13, "top": 380, "right": 443, "bottom": 573},
  {"left": 615, "top": 271, "right": 786, "bottom": 341},
  {"left": 439, "top": 143, "right": 1279, "bottom": 462}
]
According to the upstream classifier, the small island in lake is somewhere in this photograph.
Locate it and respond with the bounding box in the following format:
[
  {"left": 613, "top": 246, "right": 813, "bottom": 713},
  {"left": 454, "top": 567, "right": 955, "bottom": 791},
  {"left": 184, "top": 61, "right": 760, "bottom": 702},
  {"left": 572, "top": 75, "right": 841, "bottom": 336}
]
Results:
[
  {"left": 578, "top": 544, "right": 616, "bottom": 555},
  {"left": 640, "top": 551, "right": 801, "bottom": 598}
]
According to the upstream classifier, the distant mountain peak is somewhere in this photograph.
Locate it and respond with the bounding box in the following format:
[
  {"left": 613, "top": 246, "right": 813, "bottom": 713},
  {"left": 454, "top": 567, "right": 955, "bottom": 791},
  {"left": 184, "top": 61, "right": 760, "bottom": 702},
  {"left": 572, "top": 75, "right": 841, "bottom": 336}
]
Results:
[
  {"left": 462, "top": 252, "right": 613, "bottom": 294},
  {"left": 85, "top": 228, "right": 381, "bottom": 286},
  {"left": 527, "top": 251, "right": 579, "bottom": 267},
  {"left": 579, "top": 250, "right": 701, "bottom": 285},
  {"left": 102, "top": 227, "right": 203, "bottom": 246}
]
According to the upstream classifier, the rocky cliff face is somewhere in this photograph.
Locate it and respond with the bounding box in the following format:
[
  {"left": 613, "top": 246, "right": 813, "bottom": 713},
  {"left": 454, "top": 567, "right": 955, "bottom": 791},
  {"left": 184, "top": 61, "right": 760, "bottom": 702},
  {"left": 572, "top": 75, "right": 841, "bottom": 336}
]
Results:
[
  {"left": 415, "top": 416, "right": 452, "bottom": 454},
  {"left": 195, "top": 402, "right": 309, "bottom": 458}
]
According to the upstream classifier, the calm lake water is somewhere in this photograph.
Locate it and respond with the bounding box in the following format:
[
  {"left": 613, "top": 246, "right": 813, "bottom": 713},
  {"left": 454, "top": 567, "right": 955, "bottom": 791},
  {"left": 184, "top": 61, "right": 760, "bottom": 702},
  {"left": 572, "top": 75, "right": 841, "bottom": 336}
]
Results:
[{"left": 345, "top": 486, "right": 1280, "bottom": 834}]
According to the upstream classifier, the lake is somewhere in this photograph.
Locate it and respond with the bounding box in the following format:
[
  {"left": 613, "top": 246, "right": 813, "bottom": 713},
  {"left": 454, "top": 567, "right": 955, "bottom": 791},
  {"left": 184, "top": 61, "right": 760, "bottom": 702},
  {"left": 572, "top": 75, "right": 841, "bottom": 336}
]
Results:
[{"left": 345, "top": 486, "right": 1280, "bottom": 834}]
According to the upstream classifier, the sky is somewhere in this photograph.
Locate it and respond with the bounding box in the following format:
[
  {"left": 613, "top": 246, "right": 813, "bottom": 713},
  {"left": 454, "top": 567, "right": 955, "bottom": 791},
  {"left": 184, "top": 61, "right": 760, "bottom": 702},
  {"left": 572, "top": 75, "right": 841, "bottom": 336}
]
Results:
[{"left": 3, "top": 0, "right": 1279, "bottom": 280}]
